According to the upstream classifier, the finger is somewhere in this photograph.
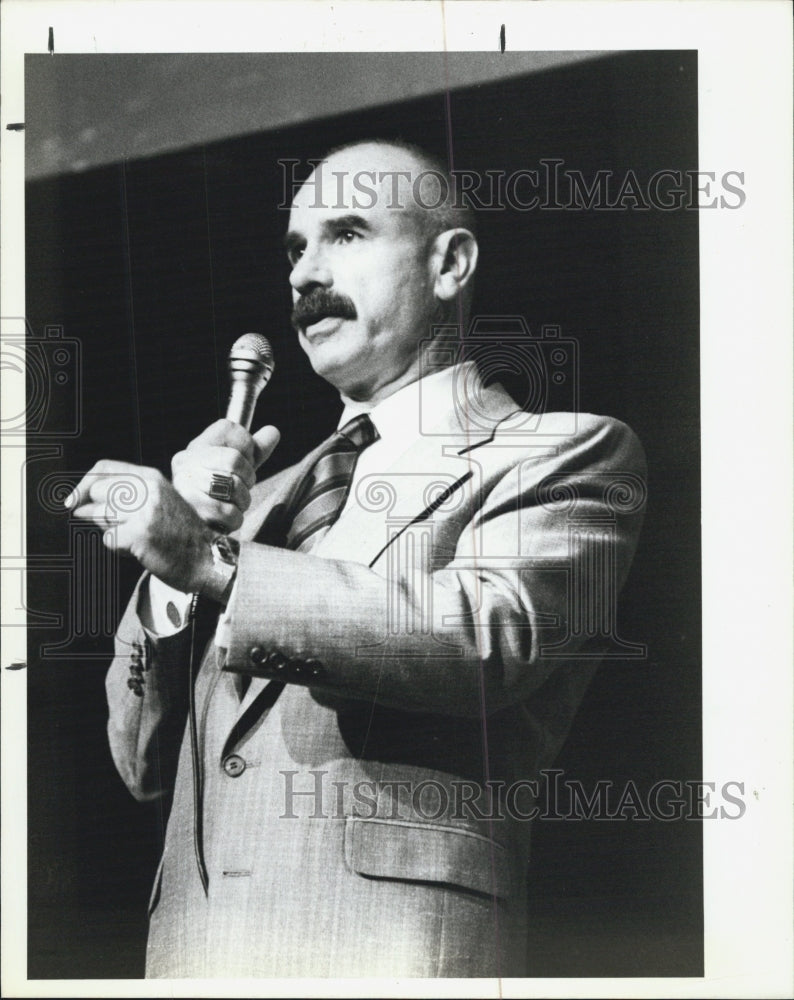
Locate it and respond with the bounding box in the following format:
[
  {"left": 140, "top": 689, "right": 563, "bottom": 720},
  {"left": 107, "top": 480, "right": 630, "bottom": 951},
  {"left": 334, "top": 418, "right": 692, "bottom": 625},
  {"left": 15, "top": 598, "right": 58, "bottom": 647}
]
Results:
[
  {"left": 70, "top": 501, "right": 119, "bottom": 527},
  {"left": 205, "top": 472, "right": 251, "bottom": 511},
  {"left": 187, "top": 496, "right": 244, "bottom": 532},
  {"left": 64, "top": 460, "right": 152, "bottom": 510},
  {"left": 174, "top": 446, "right": 256, "bottom": 489},
  {"left": 187, "top": 419, "right": 257, "bottom": 462},
  {"left": 65, "top": 477, "right": 102, "bottom": 509},
  {"left": 179, "top": 478, "right": 251, "bottom": 518},
  {"left": 173, "top": 466, "right": 253, "bottom": 509},
  {"left": 64, "top": 463, "right": 116, "bottom": 509},
  {"left": 251, "top": 425, "right": 281, "bottom": 470}
]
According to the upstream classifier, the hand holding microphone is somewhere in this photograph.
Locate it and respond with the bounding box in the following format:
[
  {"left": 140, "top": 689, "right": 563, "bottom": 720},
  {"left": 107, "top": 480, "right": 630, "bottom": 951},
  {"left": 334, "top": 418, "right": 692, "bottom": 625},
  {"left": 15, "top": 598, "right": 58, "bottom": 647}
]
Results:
[
  {"left": 172, "top": 334, "right": 280, "bottom": 532},
  {"left": 66, "top": 335, "right": 279, "bottom": 596}
]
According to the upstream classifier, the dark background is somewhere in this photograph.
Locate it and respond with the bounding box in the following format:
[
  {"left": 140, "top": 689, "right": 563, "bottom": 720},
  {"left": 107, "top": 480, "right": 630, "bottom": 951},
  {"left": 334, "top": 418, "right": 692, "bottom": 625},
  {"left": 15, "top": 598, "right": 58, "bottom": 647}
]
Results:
[{"left": 25, "top": 50, "right": 701, "bottom": 978}]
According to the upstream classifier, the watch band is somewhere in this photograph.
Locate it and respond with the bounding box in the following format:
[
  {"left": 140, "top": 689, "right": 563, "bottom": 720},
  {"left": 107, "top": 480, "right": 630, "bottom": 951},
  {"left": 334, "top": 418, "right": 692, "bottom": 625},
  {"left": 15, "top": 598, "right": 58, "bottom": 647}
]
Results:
[{"left": 201, "top": 534, "right": 240, "bottom": 604}]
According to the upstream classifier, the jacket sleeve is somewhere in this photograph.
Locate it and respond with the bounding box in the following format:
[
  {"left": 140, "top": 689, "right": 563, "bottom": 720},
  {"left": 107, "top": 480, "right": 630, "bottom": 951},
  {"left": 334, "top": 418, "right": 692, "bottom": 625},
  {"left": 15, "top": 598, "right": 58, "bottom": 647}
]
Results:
[
  {"left": 222, "top": 415, "right": 647, "bottom": 717},
  {"left": 105, "top": 574, "right": 194, "bottom": 801}
]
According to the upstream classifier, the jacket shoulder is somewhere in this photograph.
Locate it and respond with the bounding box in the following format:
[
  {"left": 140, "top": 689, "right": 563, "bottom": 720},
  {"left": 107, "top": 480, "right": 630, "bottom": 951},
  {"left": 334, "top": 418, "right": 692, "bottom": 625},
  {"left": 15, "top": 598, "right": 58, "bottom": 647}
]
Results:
[
  {"left": 494, "top": 410, "right": 646, "bottom": 474},
  {"left": 574, "top": 413, "right": 646, "bottom": 472}
]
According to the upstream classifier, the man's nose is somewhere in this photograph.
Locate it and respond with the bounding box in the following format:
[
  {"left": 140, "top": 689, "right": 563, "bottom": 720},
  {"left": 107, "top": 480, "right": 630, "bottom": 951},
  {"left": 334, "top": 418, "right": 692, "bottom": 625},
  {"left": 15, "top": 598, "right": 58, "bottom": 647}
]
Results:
[{"left": 289, "top": 243, "right": 332, "bottom": 295}]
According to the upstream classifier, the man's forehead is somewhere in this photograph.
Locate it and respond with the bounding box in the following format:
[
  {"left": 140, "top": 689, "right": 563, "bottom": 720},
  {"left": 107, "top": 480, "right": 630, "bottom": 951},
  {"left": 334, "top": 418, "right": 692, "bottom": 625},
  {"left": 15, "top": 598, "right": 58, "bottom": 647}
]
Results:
[{"left": 290, "top": 144, "right": 428, "bottom": 218}]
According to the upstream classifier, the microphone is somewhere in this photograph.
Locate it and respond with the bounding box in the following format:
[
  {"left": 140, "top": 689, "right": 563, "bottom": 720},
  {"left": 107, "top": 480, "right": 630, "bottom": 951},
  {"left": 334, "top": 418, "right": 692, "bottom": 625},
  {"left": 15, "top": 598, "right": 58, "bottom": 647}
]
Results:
[{"left": 225, "top": 333, "right": 275, "bottom": 430}]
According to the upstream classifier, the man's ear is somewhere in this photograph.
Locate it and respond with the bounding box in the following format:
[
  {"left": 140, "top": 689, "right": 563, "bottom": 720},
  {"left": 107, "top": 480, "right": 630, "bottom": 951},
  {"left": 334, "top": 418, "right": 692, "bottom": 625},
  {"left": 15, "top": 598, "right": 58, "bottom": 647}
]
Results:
[{"left": 431, "top": 229, "right": 478, "bottom": 301}]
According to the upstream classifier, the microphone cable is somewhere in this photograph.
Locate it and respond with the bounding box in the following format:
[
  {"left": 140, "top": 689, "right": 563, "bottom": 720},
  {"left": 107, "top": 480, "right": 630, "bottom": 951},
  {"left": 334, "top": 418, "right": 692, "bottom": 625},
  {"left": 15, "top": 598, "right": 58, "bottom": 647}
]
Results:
[{"left": 187, "top": 592, "right": 210, "bottom": 895}]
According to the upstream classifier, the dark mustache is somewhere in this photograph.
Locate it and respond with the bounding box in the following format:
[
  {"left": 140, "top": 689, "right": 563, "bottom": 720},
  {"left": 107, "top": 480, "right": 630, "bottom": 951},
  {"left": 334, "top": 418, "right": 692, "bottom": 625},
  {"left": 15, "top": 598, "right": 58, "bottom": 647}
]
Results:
[{"left": 291, "top": 289, "right": 357, "bottom": 332}]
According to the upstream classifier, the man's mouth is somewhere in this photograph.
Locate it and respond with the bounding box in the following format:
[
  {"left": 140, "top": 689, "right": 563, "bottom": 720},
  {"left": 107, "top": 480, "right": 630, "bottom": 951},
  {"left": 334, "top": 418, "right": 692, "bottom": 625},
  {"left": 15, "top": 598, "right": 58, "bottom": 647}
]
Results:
[{"left": 302, "top": 315, "right": 345, "bottom": 337}]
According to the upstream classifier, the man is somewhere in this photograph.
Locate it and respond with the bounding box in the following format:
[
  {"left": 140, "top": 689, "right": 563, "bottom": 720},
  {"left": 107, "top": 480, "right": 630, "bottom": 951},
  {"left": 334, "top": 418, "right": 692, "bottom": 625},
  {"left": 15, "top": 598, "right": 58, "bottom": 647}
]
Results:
[{"left": 67, "top": 140, "right": 646, "bottom": 977}]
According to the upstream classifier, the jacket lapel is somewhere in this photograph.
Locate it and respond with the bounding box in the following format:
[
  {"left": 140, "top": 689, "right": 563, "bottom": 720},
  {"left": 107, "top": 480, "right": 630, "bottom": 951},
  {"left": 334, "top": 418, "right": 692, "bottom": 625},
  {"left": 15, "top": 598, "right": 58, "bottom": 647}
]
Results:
[{"left": 315, "top": 380, "right": 521, "bottom": 566}]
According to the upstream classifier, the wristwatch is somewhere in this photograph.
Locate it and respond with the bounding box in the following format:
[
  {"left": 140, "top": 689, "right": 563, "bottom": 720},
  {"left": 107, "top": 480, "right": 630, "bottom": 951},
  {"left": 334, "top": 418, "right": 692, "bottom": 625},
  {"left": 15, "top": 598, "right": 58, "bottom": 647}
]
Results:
[{"left": 202, "top": 534, "right": 240, "bottom": 604}]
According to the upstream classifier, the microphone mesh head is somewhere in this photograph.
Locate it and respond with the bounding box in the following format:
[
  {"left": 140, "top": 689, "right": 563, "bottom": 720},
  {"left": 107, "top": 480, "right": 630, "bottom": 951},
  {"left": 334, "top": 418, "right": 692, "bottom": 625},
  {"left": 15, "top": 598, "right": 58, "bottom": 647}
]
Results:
[{"left": 230, "top": 333, "right": 274, "bottom": 370}]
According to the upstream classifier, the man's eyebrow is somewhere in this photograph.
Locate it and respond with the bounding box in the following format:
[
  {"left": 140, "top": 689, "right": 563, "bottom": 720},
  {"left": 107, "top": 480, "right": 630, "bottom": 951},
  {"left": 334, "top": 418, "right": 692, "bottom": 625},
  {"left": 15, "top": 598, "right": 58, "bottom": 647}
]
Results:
[{"left": 324, "top": 214, "right": 372, "bottom": 233}]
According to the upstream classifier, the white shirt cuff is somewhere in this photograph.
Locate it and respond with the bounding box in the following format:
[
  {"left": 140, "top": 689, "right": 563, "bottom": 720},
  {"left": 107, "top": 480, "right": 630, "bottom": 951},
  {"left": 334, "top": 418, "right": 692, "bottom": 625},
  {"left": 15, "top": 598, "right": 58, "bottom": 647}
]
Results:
[{"left": 140, "top": 575, "right": 194, "bottom": 636}]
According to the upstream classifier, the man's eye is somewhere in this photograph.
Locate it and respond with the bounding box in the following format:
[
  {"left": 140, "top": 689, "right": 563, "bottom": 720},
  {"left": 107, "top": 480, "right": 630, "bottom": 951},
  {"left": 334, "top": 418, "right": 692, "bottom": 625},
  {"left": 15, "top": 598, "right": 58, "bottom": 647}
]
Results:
[
  {"left": 335, "top": 230, "right": 359, "bottom": 244},
  {"left": 288, "top": 249, "right": 304, "bottom": 265}
]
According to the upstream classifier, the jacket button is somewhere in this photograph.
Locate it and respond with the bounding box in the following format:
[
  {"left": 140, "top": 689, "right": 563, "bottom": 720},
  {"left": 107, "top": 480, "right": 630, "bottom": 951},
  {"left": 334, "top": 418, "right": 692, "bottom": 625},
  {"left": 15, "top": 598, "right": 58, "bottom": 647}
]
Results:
[
  {"left": 222, "top": 754, "right": 246, "bottom": 778},
  {"left": 305, "top": 658, "right": 324, "bottom": 679},
  {"left": 249, "top": 646, "right": 266, "bottom": 665}
]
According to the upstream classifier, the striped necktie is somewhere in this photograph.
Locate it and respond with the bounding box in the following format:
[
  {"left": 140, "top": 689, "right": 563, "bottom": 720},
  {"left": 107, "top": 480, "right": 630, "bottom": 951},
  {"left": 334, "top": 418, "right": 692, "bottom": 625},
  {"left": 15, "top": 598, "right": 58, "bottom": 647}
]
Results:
[{"left": 285, "top": 413, "right": 379, "bottom": 553}]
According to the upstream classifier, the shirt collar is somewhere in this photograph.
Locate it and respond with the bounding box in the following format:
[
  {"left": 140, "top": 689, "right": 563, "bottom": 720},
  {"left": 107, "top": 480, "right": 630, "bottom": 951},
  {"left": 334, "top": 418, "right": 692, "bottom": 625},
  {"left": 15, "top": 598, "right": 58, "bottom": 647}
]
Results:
[{"left": 338, "top": 362, "right": 478, "bottom": 441}]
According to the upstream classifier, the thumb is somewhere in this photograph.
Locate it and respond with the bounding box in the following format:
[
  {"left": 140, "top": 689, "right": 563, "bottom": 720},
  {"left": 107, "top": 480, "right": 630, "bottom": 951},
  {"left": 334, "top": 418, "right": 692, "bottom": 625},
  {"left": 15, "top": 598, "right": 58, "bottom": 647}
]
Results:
[{"left": 251, "top": 424, "right": 281, "bottom": 469}]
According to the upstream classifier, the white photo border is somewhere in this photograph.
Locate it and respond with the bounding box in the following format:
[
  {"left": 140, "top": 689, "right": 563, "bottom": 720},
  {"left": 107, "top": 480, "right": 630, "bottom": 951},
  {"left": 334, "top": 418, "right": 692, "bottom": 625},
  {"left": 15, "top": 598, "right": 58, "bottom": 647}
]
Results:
[{"left": 2, "top": 2, "right": 792, "bottom": 997}]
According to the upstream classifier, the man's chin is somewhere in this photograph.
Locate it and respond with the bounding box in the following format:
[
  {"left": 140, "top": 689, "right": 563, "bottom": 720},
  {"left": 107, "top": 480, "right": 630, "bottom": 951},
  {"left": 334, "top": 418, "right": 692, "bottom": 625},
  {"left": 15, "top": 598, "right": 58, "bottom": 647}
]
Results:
[
  {"left": 300, "top": 335, "right": 346, "bottom": 378},
  {"left": 302, "top": 341, "right": 372, "bottom": 397}
]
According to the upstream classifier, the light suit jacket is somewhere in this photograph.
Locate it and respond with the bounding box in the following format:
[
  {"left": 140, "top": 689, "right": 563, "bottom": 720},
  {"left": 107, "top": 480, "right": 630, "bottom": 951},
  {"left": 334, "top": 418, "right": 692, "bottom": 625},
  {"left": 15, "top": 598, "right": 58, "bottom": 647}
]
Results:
[{"left": 106, "top": 375, "right": 646, "bottom": 978}]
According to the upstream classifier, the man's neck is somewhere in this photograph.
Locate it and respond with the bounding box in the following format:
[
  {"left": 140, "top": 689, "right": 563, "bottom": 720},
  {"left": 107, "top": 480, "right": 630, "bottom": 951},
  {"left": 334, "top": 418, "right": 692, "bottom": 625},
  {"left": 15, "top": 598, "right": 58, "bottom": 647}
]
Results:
[
  {"left": 339, "top": 355, "right": 456, "bottom": 409},
  {"left": 340, "top": 371, "right": 420, "bottom": 409},
  {"left": 338, "top": 361, "right": 480, "bottom": 435}
]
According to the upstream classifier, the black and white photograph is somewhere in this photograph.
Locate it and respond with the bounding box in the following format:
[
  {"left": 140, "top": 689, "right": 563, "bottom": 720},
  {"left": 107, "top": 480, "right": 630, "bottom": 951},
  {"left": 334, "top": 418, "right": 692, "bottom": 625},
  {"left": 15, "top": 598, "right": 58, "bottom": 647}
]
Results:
[{"left": 2, "top": 2, "right": 791, "bottom": 996}]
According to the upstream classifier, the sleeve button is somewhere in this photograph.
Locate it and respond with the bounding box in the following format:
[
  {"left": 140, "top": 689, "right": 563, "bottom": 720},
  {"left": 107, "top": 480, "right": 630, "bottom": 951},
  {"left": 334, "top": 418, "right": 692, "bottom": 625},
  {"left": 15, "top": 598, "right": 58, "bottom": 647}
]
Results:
[
  {"left": 249, "top": 646, "right": 266, "bottom": 665},
  {"left": 305, "top": 658, "right": 324, "bottom": 679},
  {"left": 289, "top": 659, "right": 307, "bottom": 681},
  {"left": 265, "top": 651, "right": 288, "bottom": 672}
]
